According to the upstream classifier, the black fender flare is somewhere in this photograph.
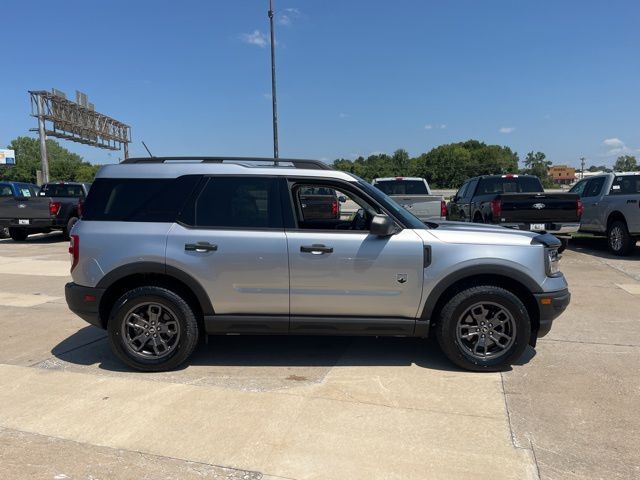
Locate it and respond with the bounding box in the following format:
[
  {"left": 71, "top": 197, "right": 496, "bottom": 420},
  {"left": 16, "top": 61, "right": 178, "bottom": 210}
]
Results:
[
  {"left": 96, "top": 261, "right": 214, "bottom": 315},
  {"left": 420, "top": 264, "right": 542, "bottom": 321}
]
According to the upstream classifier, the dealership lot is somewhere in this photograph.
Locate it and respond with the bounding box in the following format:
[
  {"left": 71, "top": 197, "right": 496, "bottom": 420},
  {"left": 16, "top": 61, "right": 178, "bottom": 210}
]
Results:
[{"left": 0, "top": 235, "right": 638, "bottom": 479}]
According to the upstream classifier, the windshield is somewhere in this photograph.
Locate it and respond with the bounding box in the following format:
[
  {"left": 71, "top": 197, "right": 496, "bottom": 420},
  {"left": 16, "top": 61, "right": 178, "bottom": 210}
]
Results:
[
  {"left": 357, "top": 179, "right": 427, "bottom": 229},
  {"left": 41, "top": 184, "right": 86, "bottom": 198},
  {"left": 374, "top": 179, "right": 429, "bottom": 195}
]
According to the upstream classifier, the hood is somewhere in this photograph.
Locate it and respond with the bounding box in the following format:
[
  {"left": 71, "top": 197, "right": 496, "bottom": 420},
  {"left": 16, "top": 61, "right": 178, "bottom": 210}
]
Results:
[{"left": 418, "top": 220, "right": 538, "bottom": 246}]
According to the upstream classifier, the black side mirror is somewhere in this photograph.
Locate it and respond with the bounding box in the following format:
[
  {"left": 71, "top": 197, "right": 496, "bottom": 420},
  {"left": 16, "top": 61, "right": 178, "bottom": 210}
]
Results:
[
  {"left": 338, "top": 195, "right": 347, "bottom": 203},
  {"left": 452, "top": 195, "right": 459, "bottom": 202},
  {"left": 370, "top": 214, "right": 396, "bottom": 236}
]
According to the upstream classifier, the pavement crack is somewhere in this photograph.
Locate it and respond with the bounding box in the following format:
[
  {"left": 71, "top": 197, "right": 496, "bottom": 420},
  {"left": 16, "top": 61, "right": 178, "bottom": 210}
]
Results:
[{"left": 544, "top": 338, "right": 639, "bottom": 348}]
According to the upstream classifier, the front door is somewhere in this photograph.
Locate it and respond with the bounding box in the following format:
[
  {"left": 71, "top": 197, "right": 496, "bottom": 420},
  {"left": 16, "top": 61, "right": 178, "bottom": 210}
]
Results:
[
  {"left": 165, "top": 176, "right": 289, "bottom": 332},
  {"left": 284, "top": 179, "right": 425, "bottom": 335}
]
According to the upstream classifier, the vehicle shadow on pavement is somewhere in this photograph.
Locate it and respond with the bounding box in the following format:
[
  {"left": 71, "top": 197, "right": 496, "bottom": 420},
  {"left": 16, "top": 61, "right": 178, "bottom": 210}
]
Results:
[
  {"left": 0, "top": 232, "right": 67, "bottom": 244},
  {"left": 569, "top": 235, "right": 640, "bottom": 259},
  {"left": 49, "top": 328, "right": 510, "bottom": 373}
]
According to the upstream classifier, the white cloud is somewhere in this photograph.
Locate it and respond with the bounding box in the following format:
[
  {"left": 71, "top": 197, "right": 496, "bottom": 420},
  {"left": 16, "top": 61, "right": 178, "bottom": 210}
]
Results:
[
  {"left": 601, "top": 137, "right": 638, "bottom": 157},
  {"left": 424, "top": 124, "right": 433, "bottom": 130},
  {"left": 603, "top": 138, "right": 624, "bottom": 147},
  {"left": 339, "top": 112, "right": 349, "bottom": 118},
  {"left": 278, "top": 8, "right": 302, "bottom": 26},
  {"left": 499, "top": 127, "right": 515, "bottom": 134},
  {"left": 240, "top": 30, "right": 268, "bottom": 48}
]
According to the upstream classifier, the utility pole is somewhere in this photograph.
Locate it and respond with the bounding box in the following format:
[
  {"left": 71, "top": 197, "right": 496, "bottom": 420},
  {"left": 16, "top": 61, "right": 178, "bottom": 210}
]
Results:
[
  {"left": 580, "top": 157, "right": 585, "bottom": 179},
  {"left": 35, "top": 94, "right": 50, "bottom": 184},
  {"left": 268, "top": 0, "right": 279, "bottom": 162}
]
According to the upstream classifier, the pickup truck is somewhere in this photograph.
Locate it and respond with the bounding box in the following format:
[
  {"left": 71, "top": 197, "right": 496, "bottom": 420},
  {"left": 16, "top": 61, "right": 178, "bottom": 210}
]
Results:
[
  {"left": 372, "top": 177, "right": 446, "bottom": 221},
  {"left": 569, "top": 173, "right": 640, "bottom": 255},
  {"left": 447, "top": 174, "right": 582, "bottom": 248},
  {"left": 0, "top": 181, "right": 90, "bottom": 241},
  {"left": 0, "top": 182, "right": 41, "bottom": 238},
  {"left": 297, "top": 186, "right": 341, "bottom": 220}
]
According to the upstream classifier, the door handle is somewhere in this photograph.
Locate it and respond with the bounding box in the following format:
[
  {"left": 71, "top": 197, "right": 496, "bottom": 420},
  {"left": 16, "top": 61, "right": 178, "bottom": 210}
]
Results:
[
  {"left": 300, "top": 244, "right": 333, "bottom": 254},
  {"left": 185, "top": 242, "right": 218, "bottom": 252}
]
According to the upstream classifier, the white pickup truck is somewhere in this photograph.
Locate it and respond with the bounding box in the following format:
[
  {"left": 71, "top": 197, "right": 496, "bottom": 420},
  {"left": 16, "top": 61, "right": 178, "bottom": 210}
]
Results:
[{"left": 372, "top": 177, "right": 446, "bottom": 221}]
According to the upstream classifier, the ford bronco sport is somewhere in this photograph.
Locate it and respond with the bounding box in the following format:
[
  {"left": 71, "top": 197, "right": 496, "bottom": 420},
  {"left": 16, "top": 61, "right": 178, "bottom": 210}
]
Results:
[{"left": 65, "top": 157, "right": 570, "bottom": 372}]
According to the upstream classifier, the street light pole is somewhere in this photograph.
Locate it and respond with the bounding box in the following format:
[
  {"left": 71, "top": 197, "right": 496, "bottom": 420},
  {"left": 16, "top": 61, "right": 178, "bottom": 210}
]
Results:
[{"left": 268, "top": 0, "right": 279, "bottom": 162}]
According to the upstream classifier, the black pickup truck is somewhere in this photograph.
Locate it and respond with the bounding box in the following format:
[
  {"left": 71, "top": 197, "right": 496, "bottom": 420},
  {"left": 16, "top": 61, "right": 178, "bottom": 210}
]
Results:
[
  {"left": 447, "top": 175, "right": 582, "bottom": 246},
  {"left": 0, "top": 182, "right": 90, "bottom": 241}
]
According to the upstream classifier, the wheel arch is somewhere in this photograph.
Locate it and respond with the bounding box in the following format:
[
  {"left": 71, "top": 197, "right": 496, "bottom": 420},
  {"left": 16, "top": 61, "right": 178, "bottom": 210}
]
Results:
[
  {"left": 96, "top": 262, "right": 214, "bottom": 329},
  {"left": 607, "top": 211, "right": 627, "bottom": 229},
  {"left": 421, "top": 267, "right": 541, "bottom": 341}
]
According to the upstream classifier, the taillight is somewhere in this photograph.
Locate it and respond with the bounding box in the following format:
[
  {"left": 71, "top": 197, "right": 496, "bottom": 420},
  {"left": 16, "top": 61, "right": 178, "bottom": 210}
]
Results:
[
  {"left": 69, "top": 234, "right": 79, "bottom": 272},
  {"left": 491, "top": 199, "right": 502, "bottom": 218},
  {"left": 577, "top": 199, "right": 584, "bottom": 219},
  {"left": 331, "top": 199, "right": 339, "bottom": 217},
  {"left": 440, "top": 200, "right": 448, "bottom": 217},
  {"left": 49, "top": 201, "right": 61, "bottom": 216},
  {"left": 77, "top": 201, "right": 83, "bottom": 218}
]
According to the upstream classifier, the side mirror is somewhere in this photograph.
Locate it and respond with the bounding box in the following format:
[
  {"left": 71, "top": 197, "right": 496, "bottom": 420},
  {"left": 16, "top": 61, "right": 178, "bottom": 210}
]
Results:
[
  {"left": 338, "top": 195, "right": 347, "bottom": 203},
  {"left": 370, "top": 214, "right": 396, "bottom": 237},
  {"left": 452, "top": 195, "right": 459, "bottom": 202}
]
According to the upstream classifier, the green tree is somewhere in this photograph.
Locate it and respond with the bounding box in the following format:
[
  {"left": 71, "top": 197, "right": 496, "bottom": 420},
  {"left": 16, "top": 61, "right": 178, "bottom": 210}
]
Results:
[
  {"left": 613, "top": 155, "right": 637, "bottom": 172},
  {"left": 588, "top": 165, "right": 612, "bottom": 173},
  {"left": 0, "top": 136, "right": 103, "bottom": 183},
  {"left": 523, "top": 151, "right": 553, "bottom": 186}
]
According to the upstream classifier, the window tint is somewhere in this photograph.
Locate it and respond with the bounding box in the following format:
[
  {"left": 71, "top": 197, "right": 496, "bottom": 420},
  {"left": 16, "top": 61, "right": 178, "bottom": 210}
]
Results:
[
  {"left": 583, "top": 177, "right": 605, "bottom": 197},
  {"left": 374, "top": 180, "right": 428, "bottom": 195},
  {"left": 455, "top": 182, "right": 469, "bottom": 200},
  {"left": 610, "top": 175, "right": 640, "bottom": 195},
  {"left": 463, "top": 179, "right": 478, "bottom": 199},
  {"left": 0, "top": 184, "right": 12, "bottom": 197},
  {"left": 183, "top": 176, "right": 281, "bottom": 229},
  {"left": 41, "top": 184, "right": 86, "bottom": 198},
  {"left": 82, "top": 176, "right": 200, "bottom": 222},
  {"left": 569, "top": 179, "right": 587, "bottom": 196},
  {"left": 476, "top": 177, "right": 543, "bottom": 195}
]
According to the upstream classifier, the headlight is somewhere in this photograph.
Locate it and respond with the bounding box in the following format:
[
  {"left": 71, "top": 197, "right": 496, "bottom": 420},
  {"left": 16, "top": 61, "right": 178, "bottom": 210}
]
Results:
[{"left": 546, "top": 248, "right": 560, "bottom": 276}]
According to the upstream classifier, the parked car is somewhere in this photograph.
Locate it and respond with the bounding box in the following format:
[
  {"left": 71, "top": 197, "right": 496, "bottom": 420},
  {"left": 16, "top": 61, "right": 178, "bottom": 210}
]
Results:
[
  {"left": 569, "top": 173, "right": 640, "bottom": 255},
  {"left": 447, "top": 174, "right": 582, "bottom": 249},
  {"left": 65, "top": 157, "right": 570, "bottom": 373},
  {"left": 372, "top": 177, "right": 446, "bottom": 221},
  {"left": 0, "top": 181, "right": 90, "bottom": 241},
  {"left": 297, "top": 186, "right": 341, "bottom": 220},
  {"left": 0, "top": 182, "right": 40, "bottom": 238}
]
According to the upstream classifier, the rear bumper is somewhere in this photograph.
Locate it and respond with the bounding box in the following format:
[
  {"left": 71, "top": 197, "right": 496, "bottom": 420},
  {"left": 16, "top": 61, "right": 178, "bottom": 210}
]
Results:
[
  {"left": 534, "top": 288, "right": 571, "bottom": 338},
  {"left": 0, "top": 218, "right": 56, "bottom": 230},
  {"left": 501, "top": 223, "right": 580, "bottom": 234},
  {"left": 65, "top": 282, "right": 106, "bottom": 329}
]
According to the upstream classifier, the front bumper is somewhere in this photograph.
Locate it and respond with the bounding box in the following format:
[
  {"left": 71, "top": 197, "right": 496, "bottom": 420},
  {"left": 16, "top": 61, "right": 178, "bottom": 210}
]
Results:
[
  {"left": 65, "top": 282, "right": 106, "bottom": 329},
  {"left": 501, "top": 223, "right": 580, "bottom": 234},
  {"left": 534, "top": 288, "right": 571, "bottom": 338}
]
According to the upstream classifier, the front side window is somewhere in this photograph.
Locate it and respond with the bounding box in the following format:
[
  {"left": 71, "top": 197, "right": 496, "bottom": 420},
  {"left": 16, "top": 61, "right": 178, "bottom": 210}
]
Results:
[
  {"left": 0, "top": 184, "right": 12, "bottom": 197},
  {"left": 610, "top": 175, "right": 640, "bottom": 195},
  {"left": 455, "top": 182, "right": 469, "bottom": 201},
  {"left": 463, "top": 179, "right": 479, "bottom": 199},
  {"left": 183, "top": 176, "right": 281, "bottom": 229}
]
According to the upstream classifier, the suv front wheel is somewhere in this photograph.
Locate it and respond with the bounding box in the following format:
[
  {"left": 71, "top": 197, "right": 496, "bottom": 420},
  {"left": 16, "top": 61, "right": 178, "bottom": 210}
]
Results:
[
  {"left": 436, "top": 285, "right": 531, "bottom": 371},
  {"left": 108, "top": 286, "right": 200, "bottom": 372}
]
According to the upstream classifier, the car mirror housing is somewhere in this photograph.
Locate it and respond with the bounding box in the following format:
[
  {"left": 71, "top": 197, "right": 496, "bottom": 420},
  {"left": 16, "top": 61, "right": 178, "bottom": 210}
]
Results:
[
  {"left": 338, "top": 195, "right": 347, "bottom": 203},
  {"left": 370, "top": 214, "right": 396, "bottom": 236}
]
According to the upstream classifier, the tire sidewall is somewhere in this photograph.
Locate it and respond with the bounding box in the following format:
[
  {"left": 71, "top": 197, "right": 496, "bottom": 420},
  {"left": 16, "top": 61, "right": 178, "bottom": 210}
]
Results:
[
  {"left": 608, "top": 221, "right": 632, "bottom": 256},
  {"left": 108, "top": 288, "right": 198, "bottom": 371},
  {"left": 438, "top": 287, "right": 531, "bottom": 371}
]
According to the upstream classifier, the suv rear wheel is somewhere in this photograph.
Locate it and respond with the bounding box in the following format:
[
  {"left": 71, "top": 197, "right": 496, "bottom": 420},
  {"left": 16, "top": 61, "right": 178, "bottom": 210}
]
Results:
[
  {"left": 107, "top": 286, "right": 200, "bottom": 372},
  {"left": 436, "top": 285, "right": 531, "bottom": 371},
  {"left": 607, "top": 220, "right": 635, "bottom": 256}
]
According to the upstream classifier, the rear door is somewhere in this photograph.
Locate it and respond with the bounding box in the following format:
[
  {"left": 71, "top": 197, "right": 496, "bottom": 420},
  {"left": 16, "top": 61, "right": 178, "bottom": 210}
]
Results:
[
  {"left": 165, "top": 175, "right": 290, "bottom": 332},
  {"left": 284, "top": 178, "right": 425, "bottom": 335},
  {"left": 609, "top": 175, "right": 640, "bottom": 233}
]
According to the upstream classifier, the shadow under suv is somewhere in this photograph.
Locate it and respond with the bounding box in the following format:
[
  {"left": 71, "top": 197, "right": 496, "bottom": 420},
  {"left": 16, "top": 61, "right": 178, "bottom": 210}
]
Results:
[{"left": 65, "top": 157, "right": 570, "bottom": 372}]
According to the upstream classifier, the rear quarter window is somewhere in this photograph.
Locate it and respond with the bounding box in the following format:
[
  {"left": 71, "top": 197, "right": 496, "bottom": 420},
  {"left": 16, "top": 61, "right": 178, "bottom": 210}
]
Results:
[{"left": 81, "top": 176, "right": 201, "bottom": 222}]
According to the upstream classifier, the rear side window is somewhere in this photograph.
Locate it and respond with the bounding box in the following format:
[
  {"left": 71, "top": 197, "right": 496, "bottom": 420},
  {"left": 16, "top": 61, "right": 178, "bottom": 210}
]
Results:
[
  {"left": 610, "top": 175, "right": 640, "bottom": 195},
  {"left": 583, "top": 177, "right": 605, "bottom": 197},
  {"left": 477, "top": 177, "right": 543, "bottom": 195},
  {"left": 82, "top": 176, "right": 200, "bottom": 222},
  {"left": 180, "top": 176, "right": 281, "bottom": 229},
  {"left": 0, "top": 184, "right": 12, "bottom": 197},
  {"left": 374, "top": 180, "right": 428, "bottom": 195}
]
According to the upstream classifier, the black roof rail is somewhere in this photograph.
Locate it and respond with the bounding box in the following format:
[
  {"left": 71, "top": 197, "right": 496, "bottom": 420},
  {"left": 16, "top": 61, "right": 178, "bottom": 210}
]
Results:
[{"left": 120, "top": 156, "right": 333, "bottom": 170}]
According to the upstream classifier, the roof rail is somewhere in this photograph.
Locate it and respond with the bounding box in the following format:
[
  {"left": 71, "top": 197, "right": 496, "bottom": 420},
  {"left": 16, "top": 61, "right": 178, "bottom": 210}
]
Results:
[{"left": 120, "top": 156, "right": 333, "bottom": 170}]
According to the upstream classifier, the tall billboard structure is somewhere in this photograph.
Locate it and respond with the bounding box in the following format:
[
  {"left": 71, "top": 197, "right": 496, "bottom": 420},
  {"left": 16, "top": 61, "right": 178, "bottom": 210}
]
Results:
[{"left": 28, "top": 90, "right": 131, "bottom": 183}]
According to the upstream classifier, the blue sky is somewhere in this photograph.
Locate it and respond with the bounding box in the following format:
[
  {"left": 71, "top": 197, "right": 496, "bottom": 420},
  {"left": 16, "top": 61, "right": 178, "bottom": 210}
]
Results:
[{"left": 2, "top": 0, "right": 639, "bottom": 167}]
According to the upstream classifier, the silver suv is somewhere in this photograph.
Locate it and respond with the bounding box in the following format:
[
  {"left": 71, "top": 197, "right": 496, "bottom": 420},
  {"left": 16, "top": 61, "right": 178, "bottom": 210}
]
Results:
[{"left": 65, "top": 157, "right": 570, "bottom": 372}]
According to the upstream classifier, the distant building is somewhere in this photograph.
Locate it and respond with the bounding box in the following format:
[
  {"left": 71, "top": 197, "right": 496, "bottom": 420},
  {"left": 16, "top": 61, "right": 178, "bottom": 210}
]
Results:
[{"left": 548, "top": 165, "right": 576, "bottom": 185}]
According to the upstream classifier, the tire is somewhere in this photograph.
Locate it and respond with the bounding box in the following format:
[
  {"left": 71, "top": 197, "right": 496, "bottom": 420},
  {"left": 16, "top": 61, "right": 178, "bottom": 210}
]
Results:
[
  {"left": 9, "top": 228, "right": 28, "bottom": 242},
  {"left": 473, "top": 213, "right": 483, "bottom": 223},
  {"left": 607, "top": 220, "right": 635, "bottom": 256},
  {"left": 107, "top": 286, "right": 200, "bottom": 372},
  {"left": 435, "top": 285, "right": 531, "bottom": 371},
  {"left": 0, "top": 227, "right": 9, "bottom": 239},
  {"left": 557, "top": 236, "right": 568, "bottom": 253},
  {"left": 63, "top": 217, "right": 78, "bottom": 240}
]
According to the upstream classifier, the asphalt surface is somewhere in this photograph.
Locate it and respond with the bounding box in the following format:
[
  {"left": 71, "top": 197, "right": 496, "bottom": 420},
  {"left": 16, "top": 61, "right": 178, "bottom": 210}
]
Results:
[{"left": 0, "top": 232, "right": 638, "bottom": 480}]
